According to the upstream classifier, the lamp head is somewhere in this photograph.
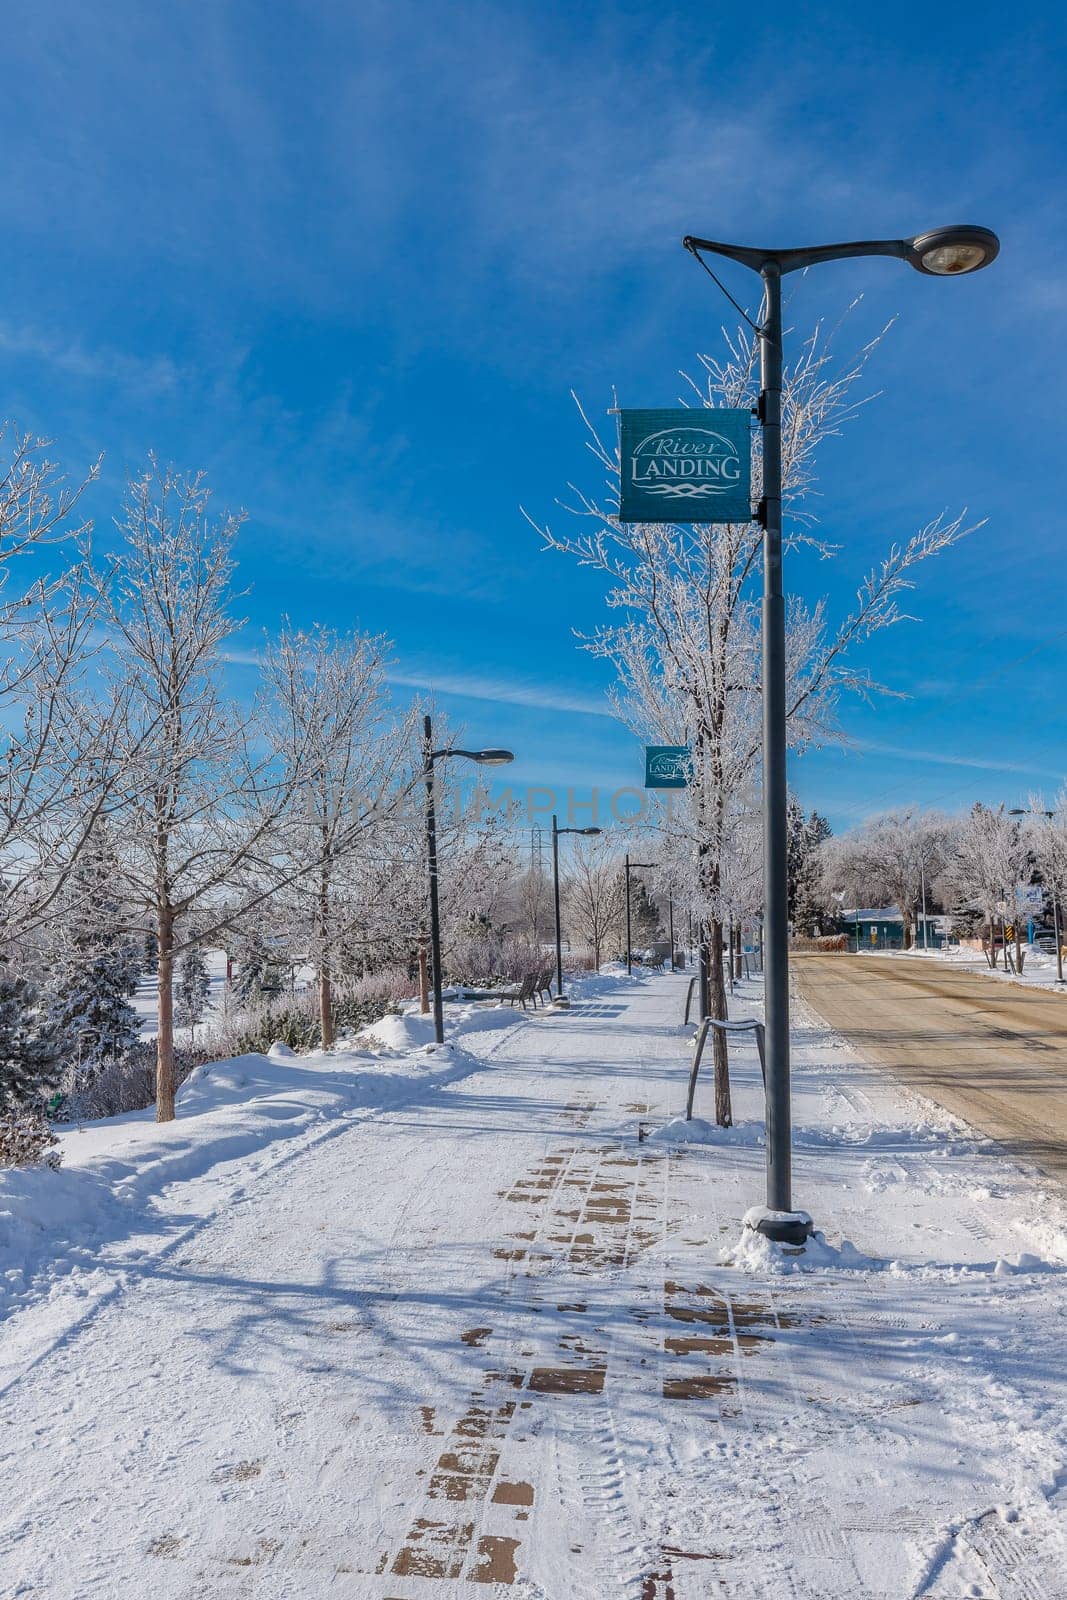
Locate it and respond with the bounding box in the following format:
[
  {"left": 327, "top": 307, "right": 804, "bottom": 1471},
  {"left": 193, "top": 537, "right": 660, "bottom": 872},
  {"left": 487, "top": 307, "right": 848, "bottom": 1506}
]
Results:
[
  {"left": 472, "top": 749, "right": 514, "bottom": 766},
  {"left": 906, "top": 225, "right": 999, "bottom": 276},
  {"left": 579, "top": 827, "right": 602, "bottom": 836}
]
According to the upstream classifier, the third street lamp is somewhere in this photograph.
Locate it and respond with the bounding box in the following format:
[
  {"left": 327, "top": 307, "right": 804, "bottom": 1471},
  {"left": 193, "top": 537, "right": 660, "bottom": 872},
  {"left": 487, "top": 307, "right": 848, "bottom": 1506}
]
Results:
[
  {"left": 1009, "top": 808, "right": 1065, "bottom": 985},
  {"left": 682, "top": 223, "right": 999, "bottom": 1244},
  {"left": 552, "top": 814, "right": 602, "bottom": 1004},
  {"left": 423, "top": 714, "right": 513, "bottom": 1045}
]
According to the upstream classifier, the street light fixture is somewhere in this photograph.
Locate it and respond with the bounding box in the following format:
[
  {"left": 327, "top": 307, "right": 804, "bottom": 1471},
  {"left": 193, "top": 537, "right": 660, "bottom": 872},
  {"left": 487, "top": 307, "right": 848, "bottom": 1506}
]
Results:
[
  {"left": 624, "top": 855, "right": 654, "bottom": 976},
  {"left": 682, "top": 222, "right": 999, "bottom": 1246},
  {"left": 1009, "top": 808, "right": 1064, "bottom": 985},
  {"left": 551, "top": 815, "right": 602, "bottom": 1004},
  {"left": 423, "top": 713, "right": 514, "bottom": 1045}
]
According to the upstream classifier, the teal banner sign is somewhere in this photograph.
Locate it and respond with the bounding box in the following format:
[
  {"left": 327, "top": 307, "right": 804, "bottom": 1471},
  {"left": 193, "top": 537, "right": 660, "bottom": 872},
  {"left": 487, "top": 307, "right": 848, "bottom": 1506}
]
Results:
[
  {"left": 619, "top": 408, "right": 752, "bottom": 524},
  {"left": 644, "top": 745, "right": 690, "bottom": 789}
]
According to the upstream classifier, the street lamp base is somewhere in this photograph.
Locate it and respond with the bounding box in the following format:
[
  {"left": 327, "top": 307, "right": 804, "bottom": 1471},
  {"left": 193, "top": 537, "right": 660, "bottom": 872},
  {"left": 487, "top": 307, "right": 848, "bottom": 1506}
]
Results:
[
  {"left": 550, "top": 996, "right": 571, "bottom": 1009},
  {"left": 744, "top": 1206, "right": 813, "bottom": 1247}
]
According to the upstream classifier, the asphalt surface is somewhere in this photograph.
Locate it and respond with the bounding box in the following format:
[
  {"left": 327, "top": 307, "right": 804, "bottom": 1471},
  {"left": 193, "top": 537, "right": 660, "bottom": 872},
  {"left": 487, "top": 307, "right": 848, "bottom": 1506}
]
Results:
[{"left": 792, "top": 954, "right": 1067, "bottom": 1187}]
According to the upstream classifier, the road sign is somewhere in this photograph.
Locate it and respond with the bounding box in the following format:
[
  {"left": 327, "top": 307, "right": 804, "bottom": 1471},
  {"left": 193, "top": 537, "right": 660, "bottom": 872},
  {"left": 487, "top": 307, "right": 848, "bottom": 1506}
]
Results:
[
  {"left": 645, "top": 746, "right": 690, "bottom": 788},
  {"left": 619, "top": 408, "right": 751, "bottom": 523}
]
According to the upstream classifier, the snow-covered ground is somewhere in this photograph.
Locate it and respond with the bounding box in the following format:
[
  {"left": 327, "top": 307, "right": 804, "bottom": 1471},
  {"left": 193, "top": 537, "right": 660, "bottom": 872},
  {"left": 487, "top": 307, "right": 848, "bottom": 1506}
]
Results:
[{"left": 2, "top": 970, "right": 1066, "bottom": 1597}]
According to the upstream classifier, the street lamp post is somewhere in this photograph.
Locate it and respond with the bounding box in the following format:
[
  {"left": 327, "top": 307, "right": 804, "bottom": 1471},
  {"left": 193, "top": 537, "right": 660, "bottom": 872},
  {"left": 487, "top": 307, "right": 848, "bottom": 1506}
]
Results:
[
  {"left": 552, "top": 814, "right": 602, "bottom": 1003},
  {"left": 681, "top": 224, "right": 999, "bottom": 1245},
  {"left": 624, "top": 856, "right": 654, "bottom": 975},
  {"left": 423, "top": 713, "right": 514, "bottom": 1045},
  {"left": 1010, "top": 808, "right": 1065, "bottom": 985}
]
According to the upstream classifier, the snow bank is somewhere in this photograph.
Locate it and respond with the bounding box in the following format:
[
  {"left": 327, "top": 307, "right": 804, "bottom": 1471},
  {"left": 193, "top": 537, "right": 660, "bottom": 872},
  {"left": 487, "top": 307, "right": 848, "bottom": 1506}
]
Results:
[
  {"left": 0, "top": 995, "right": 530, "bottom": 1329},
  {"left": 646, "top": 1115, "right": 763, "bottom": 1148},
  {"left": 0, "top": 1164, "right": 132, "bottom": 1307}
]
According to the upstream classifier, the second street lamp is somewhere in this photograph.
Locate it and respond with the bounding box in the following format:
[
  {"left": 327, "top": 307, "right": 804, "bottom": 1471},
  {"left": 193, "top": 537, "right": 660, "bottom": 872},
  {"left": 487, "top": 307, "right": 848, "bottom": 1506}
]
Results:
[
  {"left": 624, "top": 855, "right": 654, "bottom": 976},
  {"left": 552, "top": 815, "right": 601, "bottom": 1004},
  {"left": 682, "top": 223, "right": 998, "bottom": 1245},
  {"left": 423, "top": 713, "right": 513, "bottom": 1046}
]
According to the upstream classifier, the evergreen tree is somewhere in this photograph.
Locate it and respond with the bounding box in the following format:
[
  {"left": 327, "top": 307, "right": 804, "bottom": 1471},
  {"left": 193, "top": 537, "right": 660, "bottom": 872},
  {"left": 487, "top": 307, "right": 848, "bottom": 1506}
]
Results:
[
  {"left": 232, "top": 934, "right": 273, "bottom": 1006},
  {"left": 787, "top": 798, "right": 832, "bottom": 936},
  {"left": 175, "top": 945, "right": 211, "bottom": 1034},
  {"left": 629, "top": 880, "right": 662, "bottom": 948},
  {"left": 0, "top": 973, "right": 62, "bottom": 1116},
  {"left": 48, "top": 827, "right": 142, "bottom": 1095}
]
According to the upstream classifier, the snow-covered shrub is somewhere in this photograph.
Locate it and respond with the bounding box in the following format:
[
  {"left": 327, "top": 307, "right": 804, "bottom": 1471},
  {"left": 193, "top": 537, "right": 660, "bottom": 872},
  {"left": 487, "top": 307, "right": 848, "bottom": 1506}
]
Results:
[
  {"left": 223, "top": 984, "right": 399, "bottom": 1055},
  {"left": 444, "top": 937, "right": 543, "bottom": 987},
  {"left": 341, "top": 967, "right": 415, "bottom": 1009},
  {"left": 72, "top": 1039, "right": 217, "bottom": 1120},
  {"left": 0, "top": 1111, "right": 61, "bottom": 1169}
]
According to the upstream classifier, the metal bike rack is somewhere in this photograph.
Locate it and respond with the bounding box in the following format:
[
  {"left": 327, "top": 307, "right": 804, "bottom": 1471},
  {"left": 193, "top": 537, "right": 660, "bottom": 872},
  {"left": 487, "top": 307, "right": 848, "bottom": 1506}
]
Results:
[{"left": 686, "top": 1016, "right": 767, "bottom": 1120}]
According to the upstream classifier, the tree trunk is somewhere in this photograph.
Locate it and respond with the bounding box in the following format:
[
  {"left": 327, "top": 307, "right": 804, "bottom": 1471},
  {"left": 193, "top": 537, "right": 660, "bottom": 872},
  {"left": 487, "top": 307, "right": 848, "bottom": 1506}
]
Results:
[
  {"left": 1015, "top": 921, "right": 1025, "bottom": 974},
  {"left": 902, "top": 908, "right": 914, "bottom": 950},
  {"left": 318, "top": 862, "right": 333, "bottom": 1049},
  {"left": 708, "top": 918, "right": 732, "bottom": 1127},
  {"left": 734, "top": 926, "right": 743, "bottom": 980},
  {"left": 156, "top": 904, "right": 175, "bottom": 1123},
  {"left": 319, "top": 966, "right": 334, "bottom": 1050},
  {"left": 418, "top": 938, "right": 430, "bottom": 1014}
]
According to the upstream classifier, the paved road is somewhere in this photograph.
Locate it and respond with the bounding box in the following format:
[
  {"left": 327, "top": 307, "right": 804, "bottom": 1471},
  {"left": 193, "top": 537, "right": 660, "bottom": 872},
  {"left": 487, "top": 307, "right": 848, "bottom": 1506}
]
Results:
[{"left": 793, "top": 953, "right": 1067, "bottom": 1184}]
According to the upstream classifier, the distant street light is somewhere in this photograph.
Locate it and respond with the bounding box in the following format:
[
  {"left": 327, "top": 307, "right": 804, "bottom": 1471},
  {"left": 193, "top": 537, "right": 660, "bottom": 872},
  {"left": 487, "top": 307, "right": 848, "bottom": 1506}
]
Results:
[
  {"left": 423, "top": 713, "right": 513, "bottom": 1045},
  {"left": 624, "top": 855, "right": 654, "bottom": 976},
  {"left": 1009, "top": 808, "right": 1065, "bottom": 985},
  {"left": 682, "top": 222, "right": 999, "bottom": 1245},
  {"left": 551, "top": 814, "right": 601, "bottom": 1003}
]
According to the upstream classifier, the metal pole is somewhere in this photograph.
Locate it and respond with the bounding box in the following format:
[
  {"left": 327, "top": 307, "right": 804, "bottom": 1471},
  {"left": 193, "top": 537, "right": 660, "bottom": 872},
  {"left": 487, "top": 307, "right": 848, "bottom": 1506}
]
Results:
[
  {"left": 920, "top": 857, "right": 928, "bottom": 950},
  {"left": 759, "top": 262, "right": 795, "bottom": 1230},
  {"left": 423, "top": 713, "right": 445, "bottom": 1046},
  {"left": 625, "top": 855, "right": 633, "bottom": 976},
  {"left": 668, "top": 894, "right": 675, "bottom": 969},
  {"left": 1055, "top": 893, "right": 1064, "bottom": 985},
  {"left": 698, "top": 928, "right": 709, "bottom": 1019},
  {"left": 552, "top": 814, "right": 564, "bottom": 999}
]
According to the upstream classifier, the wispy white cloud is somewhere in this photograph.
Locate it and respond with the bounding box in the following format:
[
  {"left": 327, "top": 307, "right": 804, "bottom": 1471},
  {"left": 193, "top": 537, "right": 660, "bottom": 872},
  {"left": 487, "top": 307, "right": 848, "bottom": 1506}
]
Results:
[
  {"left": 222, "top": 645, "right": 615, "bottom": 722},
  {"left": 386, "top": 665, "right": 614, "bottom": 719},
  {"left": 850, "top": 738, "right": 1060, "bottom": 780},
  {"left": 0, "top": 320, "right": 183, "bottom": 398}
]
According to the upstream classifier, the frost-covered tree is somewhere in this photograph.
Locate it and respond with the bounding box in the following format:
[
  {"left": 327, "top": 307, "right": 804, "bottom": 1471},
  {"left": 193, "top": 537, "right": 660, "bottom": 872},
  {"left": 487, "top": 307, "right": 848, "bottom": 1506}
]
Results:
[
  {"left": 0, "top": 972, "right": 62, "bottom": 1116},
  {"left": 98, "top": 462, "right": 307, "bottom": 1120},
  {"left": 0, "top": 429, "right": 137, "bottom": 948},
  {"left": 940, "top": 804, "right": 1029, "bottom": 970},
  {"left": 534, "top": 313, "right": 973, "bottom": 1118},
  {"left": 563, "top": 835, "right": 625, "bottom": 971},
  {"left": 258, "top": 624, "right": 408, "bottom": 1049},
  {"left": 824, "top": 809, "right": 950, "bottom": 950}
]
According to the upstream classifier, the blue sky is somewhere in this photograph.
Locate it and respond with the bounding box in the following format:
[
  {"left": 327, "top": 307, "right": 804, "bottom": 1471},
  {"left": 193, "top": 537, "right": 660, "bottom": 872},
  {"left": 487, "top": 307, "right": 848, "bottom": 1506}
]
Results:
[{"left": 2, "top": 0, "right": 1064, "bottom": 834}]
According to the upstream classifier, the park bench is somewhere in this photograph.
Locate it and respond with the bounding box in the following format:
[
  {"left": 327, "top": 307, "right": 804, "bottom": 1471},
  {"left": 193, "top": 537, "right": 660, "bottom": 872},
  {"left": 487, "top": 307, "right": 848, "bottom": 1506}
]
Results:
[{"left": 456, "top": 972, "right": 540, "bottom": 1009}]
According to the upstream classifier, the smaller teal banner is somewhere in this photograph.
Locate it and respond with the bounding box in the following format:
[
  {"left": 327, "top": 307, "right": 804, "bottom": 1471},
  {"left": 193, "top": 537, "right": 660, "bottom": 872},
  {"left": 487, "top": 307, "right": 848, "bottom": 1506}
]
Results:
[
  {"left": 645, "top": 746, "right": 690, "bottom": 789},
  {"left": 620, "top": 408, "right": 752, "bottom": 524}
]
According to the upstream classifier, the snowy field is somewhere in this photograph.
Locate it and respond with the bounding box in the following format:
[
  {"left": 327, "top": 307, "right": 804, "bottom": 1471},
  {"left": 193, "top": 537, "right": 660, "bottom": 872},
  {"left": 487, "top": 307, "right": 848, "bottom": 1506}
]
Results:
[{"left": 2, "top": 970, "right": 1066, "bottom": 1597}]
